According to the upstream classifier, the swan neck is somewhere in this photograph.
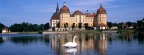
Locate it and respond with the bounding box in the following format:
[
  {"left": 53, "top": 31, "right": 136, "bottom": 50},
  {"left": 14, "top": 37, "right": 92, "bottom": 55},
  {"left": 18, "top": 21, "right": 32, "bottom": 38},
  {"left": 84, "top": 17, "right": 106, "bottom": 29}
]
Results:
[{"left": 73, "top": 36, "right": 76, "bottom": 43}]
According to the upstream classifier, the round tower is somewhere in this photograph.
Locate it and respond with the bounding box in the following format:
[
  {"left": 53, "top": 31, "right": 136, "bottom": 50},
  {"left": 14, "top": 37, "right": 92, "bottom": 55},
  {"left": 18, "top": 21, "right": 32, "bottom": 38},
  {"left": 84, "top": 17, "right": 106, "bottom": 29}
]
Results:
[
  {"left": 60, "top": 2, "right": 70, "bottom": 27},
  {"left": 93, "top": 4, "right": 107, "bottom": 29},
  {"left": 94, "top": 4, "right": 107, "bottom": 26}
]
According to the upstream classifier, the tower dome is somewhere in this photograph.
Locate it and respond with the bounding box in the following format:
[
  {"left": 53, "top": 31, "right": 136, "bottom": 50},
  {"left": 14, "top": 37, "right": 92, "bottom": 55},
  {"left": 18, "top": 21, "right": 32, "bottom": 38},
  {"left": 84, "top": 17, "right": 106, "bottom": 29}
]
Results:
[
  {"left": 60, "top": 2, "right": 70, "bottom": 13},
  {"left": 97, "top": 4, "right": 106, "bottom": 14},
  {"left": 73, "top": 10, "right": 84, "bottom": 15}
]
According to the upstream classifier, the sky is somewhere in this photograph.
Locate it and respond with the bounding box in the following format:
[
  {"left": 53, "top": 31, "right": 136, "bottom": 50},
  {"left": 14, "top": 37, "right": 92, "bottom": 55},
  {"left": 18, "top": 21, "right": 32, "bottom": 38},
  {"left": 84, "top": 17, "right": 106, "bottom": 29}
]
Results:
[{"left": 0, "top": 0, "right": 144, "bottom": 26}]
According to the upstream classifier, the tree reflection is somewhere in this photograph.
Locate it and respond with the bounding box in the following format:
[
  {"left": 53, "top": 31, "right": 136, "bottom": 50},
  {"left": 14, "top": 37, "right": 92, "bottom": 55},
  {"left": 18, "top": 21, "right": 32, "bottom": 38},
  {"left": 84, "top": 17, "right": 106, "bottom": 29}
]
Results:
[
  {"left": 0, "top": 37, "right": 4, "bottom": 45},
  {"left": 138, "top": 33, "right": 144, "bottom": 44},
  {"left": 10, "top": 36, "right": 43, "bottom": 46},
  {"left": 43, "top": 35, "right": 50, "bottom": 46}
]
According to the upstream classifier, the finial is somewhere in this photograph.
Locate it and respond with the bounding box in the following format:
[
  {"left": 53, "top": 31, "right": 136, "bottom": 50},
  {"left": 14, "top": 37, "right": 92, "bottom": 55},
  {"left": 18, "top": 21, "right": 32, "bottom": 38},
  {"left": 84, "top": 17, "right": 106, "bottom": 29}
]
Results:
[
  {"left": 100, "top": 3, "right": 103, "bottom": 8},
  {"left": 64, "top": 2, "right": 66, "bottom": 6},
  {"left": 87, "top": 10, "right": 89, "bottom": 13}
]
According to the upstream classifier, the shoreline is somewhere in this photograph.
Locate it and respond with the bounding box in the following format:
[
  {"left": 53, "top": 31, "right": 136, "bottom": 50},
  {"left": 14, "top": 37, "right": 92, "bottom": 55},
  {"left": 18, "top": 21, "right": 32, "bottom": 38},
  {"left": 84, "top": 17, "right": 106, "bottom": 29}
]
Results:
[{"left": 0, "top": 30, "right": 119, "bottom": 34}]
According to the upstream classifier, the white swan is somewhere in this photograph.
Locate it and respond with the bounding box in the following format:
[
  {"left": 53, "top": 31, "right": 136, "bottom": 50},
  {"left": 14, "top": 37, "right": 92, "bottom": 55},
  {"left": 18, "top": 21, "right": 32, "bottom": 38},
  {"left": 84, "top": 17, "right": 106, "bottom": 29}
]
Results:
[{"left": 62, "top": 36, "right": 77, "bottom": 48}]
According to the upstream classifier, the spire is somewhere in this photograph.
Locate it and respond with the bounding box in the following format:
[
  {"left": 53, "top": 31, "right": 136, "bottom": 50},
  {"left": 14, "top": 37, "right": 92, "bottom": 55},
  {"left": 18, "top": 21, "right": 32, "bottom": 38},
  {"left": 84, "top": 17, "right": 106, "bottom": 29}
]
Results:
[
  {"left": 56, "top": 2, "right": 59, "bottom": 15},
  {"left": 56, "top": 2, "right": 59, "bottom": 10}
]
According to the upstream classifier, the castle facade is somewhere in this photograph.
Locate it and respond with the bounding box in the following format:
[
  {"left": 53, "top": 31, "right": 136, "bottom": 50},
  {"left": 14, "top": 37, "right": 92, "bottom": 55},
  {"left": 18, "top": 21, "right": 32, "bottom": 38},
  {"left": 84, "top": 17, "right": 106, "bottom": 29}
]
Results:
[{"left": 50, "top": 2, "right": 107, "bottom": 31}]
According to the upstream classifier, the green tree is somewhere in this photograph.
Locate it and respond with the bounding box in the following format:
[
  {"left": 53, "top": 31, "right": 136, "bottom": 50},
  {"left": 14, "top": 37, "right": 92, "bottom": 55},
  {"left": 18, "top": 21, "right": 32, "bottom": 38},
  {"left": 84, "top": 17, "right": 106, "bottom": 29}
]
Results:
[
  {"left": 126, "top": 22, "right": 132, "bottom": 27},
  {"left": 72, "top": 23, "right": 75, "bottom": 31},
  {"left": 107, "top": 22, "right": 112, "bottom": 29},
  {"left": 9, "top": 22, "right": 44, "bottom": 32},
  {"left": 84, "top": 23, "right": 88, "bottom": 30},
  {"left": 9, "top": 23, "right": 21, "bottom": 32},
  {"left": 56, "top": 22, "right": 60, "bottom": 28},
  {"left": 39, "top": 24, "right": 44, "bottom": 31},
  {"left": 0, "top": 23, "right": 5, "bottom": 33},
  {"left": 64, "top": 23, "right": 68, "bottom": 31},
  {"left": 44, "top": 23, "right": 50, "bottom": 30},
  {"left": 117, "top": 22, "right": 123, "bottom": 29}
]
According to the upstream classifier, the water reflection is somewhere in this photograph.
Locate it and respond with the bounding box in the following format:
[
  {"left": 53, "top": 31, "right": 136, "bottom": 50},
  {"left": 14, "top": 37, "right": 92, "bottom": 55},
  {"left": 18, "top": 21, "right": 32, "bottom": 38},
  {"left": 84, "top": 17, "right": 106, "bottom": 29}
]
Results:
[
  {"left": 138, "top": 33, "right": 144, "bottom": 44},
  {"left": 10, "top": 36, "right": 43, "bottom": 45},
  {"left": 0, "top": 33, "right": 143, "bottom": 55},
  {"left": 0, "top": 37, "right": 4, "bottom": 45},
  {"left": 0, "top": 35, "right": 50, "bottom": 46},
  {"left": 51, "top": 33, "right": 108, "bottom": 55}
]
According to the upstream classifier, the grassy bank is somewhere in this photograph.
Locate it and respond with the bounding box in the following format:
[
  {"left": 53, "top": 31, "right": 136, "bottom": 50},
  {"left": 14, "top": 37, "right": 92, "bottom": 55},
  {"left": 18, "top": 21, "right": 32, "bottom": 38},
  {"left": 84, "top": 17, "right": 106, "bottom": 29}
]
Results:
[
  {"left": 11, "top": 32, "right": 40, "bottom": 34},
  {"left": 117, "top": 29, "right": 137, "bottom": 34},
  {"left": 70, "top": 30, "right": 101, "bottom": 34}
]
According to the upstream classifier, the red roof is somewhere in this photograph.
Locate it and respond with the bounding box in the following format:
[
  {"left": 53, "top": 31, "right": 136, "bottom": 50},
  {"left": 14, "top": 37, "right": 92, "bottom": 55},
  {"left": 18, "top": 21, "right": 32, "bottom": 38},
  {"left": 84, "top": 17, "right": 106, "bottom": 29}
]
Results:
[
  {"left": 73, "top": 10, "right": 84, "bottom": 15},
  {"left": 97, "top": 4, "right": 106, "bottom": 14},
  {"left": 60, "top": 5, "right": 70, "bottom": 13},
  {"left": 51, "top": 12, "right": 59, "bottom": 20}
]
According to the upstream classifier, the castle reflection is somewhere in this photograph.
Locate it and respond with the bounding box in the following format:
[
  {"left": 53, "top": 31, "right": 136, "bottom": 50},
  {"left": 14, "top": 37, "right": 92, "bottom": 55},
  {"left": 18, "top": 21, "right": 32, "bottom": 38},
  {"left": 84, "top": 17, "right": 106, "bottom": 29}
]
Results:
[
  {"left": 50, "top": 33, "right": 108, "bottom": 55},
  {"left": 0, "top": 33, "right": 143, "bottom": 55}
]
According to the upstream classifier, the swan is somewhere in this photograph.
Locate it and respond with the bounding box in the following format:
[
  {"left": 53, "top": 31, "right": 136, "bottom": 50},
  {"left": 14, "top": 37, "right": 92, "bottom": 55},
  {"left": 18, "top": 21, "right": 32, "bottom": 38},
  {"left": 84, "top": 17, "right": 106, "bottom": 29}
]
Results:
[{"left": 62, "top": 36, "right": 77, "bottom": 48}]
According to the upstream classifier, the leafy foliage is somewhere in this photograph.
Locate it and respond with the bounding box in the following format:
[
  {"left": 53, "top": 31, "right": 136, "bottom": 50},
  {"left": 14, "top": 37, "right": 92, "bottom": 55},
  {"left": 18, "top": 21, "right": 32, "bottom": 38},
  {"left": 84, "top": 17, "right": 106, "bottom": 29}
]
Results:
[
  {"left": 44, "top": 23, "right": 50, "bottom": 30},
  {"left": 107, "top": 22, "right": 112, "bottom": 28},
  {"left": 0, "top": 23, "right": 5, "bottom": 33},
  {"left": 72, "top": 23, "right": 75, "bottom": 31},
  {"left": 64, "top": 23, "right": 68, "bottom": 29},
  {"left": 9, "top": 22, "right": 49, "bottom": 32},
  {"left": 84, "top": 23, "right": 88, "bottom": 30},
  {"left": 56, "top": 22, "right": 60, "bottom": 28}
]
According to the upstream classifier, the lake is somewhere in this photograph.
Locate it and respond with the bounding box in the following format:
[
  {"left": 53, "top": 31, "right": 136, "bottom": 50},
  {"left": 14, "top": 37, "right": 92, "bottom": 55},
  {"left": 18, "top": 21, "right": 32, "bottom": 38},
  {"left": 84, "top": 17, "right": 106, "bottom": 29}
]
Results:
[{"left": 0, "top": 33, "right": 144, "bottom": 55}]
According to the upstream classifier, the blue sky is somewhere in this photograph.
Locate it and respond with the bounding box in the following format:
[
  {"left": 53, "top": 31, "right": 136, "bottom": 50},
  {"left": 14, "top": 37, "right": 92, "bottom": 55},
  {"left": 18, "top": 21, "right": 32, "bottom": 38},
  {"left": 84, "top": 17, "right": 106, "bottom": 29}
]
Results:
[{"left": 0, "top": 0, "right": 144, "bottom": 26}]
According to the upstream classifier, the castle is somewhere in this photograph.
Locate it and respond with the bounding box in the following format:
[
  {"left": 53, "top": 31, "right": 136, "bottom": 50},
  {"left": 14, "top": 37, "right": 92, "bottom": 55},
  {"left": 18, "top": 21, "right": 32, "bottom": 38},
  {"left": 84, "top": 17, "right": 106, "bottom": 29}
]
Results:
[{"left": 50, "top": 2, "right": 107, "bottom": 31}]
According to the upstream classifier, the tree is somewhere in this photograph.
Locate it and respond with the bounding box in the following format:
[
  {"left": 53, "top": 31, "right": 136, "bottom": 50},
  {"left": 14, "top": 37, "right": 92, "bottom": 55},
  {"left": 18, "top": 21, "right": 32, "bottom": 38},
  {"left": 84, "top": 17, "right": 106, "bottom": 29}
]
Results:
[
  {"left": 84, "top": 23, "right": 88, "bottom": 30},
  {"left": 137, "top": 20, "right": 143, "bottom": 28},
  {"left": 78, "top": 23, "right": 82, "bottom": 29},
  {"left": 44, "top": 23, "right": 50, "bottom": 30},
  {"left": 107, "top": 22, "right": 112, "bottom": 29},
  {"left": 117, "top": 22, "right": 123, "bottom": 29},
  {"left": 9, "top": 22, "right": 44, "bottom": 32},
  {"left": 137, "top": 20, "right": 144, "bottom": 33},
  {"left": 64, "top": 23, "right": 68, "bottom": 31},
  {"left": 9, "top": 23, "right": 21, "bottom": 32},
  {"left": 72, "top": 23, "right": 75, "bottom": 31},
  {"left": 56, "top": 22, "right": 60, "bottom": 28},
  {"left": 66, "top": 23, "right": 68, "bottom": 28},
  {"left": 126, "top": 22, "right": 132, "bottom": 27},
  {"left": 142, "top": 18, "right": 144, "bottom": 21},
  {"left": 0, "top": 23, "right": 5, "bottom": 33}
]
